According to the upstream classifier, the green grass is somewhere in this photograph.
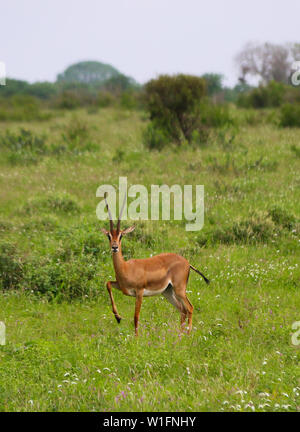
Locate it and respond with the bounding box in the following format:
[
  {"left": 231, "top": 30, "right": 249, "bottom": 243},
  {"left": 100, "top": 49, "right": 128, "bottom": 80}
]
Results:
[{"left": 0, "top": 108, "right": 299, "bottom": 412}]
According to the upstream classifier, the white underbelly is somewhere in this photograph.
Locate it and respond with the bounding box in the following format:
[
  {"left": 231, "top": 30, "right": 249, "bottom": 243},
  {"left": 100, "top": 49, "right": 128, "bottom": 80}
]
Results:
[
  {"left": 127, "top": 286, "right": 168, "bottom": 297},
  {"left": 143, "top": 287, "right": 167, "bottom": 297}
]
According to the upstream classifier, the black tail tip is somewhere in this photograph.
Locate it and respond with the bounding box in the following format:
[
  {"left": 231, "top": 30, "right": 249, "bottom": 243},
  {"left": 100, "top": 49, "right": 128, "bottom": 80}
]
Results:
[{"left": 204, "top": 277, "right": 210, "bottom": 285}]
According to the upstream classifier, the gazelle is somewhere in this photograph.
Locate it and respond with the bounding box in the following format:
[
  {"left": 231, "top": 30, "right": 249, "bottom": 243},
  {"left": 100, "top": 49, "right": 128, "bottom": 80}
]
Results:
[{"left": 101, "top": 194, "right": 209, "bottom": 336}]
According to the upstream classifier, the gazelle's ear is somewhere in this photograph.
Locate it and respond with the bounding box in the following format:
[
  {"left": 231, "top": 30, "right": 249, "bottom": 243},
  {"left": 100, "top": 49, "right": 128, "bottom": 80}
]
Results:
[
  {"left": 100, "top": 228, "right": 110, "bottom": 236},
  {"left": 122, "top": 225, "right": 135, "bottom": 235}
]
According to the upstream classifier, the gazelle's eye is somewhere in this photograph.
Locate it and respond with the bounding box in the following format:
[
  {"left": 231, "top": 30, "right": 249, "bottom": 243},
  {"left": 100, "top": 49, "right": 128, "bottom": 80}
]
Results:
[{"left": 119, "top": 234, "right": 123, "bottom": 241}]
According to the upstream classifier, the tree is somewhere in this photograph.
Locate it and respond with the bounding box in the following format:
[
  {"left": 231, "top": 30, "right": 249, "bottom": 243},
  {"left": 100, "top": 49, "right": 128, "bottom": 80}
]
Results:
[
  {"left": 57, "top": 61, "right": 122, "bottom": 84},
  {"left": 102, "top": 74, "right": 140, "bottom": 93},
  {"left": 0, "top": 79, "right": 56, "bottom": 100},
  {"left": 201, "top": 73, "right": 224, "bottom": 96},
  {"left": 235, "top": 42, "right": 300, "bottom": 85},
  {"left": 27, "top": 82, "right": 57, "bottom": 99},
  {"left": 144, "top": 74, "right": 206, "bottom": 144},
  {"left": 0, "top": 79, "right": 30, "bottom": 97}
]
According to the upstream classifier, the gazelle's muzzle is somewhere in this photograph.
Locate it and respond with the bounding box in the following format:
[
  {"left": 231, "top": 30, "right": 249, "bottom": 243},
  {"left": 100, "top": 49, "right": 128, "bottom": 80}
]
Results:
[{"left": 111, "top": 245, "right": 119, "bottom": 253}]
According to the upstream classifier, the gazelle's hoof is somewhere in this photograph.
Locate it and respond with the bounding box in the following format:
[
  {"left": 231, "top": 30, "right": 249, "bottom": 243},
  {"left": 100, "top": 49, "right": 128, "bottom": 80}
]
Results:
[{"left": 115, "top": 315, "right": 122, "bottom": 324}]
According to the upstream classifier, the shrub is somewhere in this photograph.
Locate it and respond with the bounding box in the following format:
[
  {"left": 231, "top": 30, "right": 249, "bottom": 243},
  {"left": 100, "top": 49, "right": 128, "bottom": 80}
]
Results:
[
  {"left": 291, "top": 144, "right": 300, "bottom": 158},
  {"left": 97, "top": 91, "right": 115, "bottom": 107},
  {"left": 197, "top": 212, "right": 277, "bottom": 246},
  {"left": 279, "top": 104, "right": 300, "bottom": 127},
  {"left": 22, "top": 223, "right": 107, "bottom": 300},
  {"left": 0, "top": 128, "right": 47, "bottom": 153},
  {"left": 0, "top": 128, "right": 48, "bottom": 165},
  {"left": 0, "top": 95, "right": 52, "bottom": 121},
  {"left": 215, "top": 126, "right": 237, "bottom": 150},
  {"left": 268, "top": 206, "right": 296, "bottom": 230},
  {"left": 21, "top": 215, "right": 59, "bottom": 232},
  {"left": 190, "top": 127, "right": 210, "bottom": 147},
  {"left": 0, "top": 220, "right": 13, "bottom": 232},
  {"left": 129, "top": 223, "right": 155, "bottom": 248},
  {"left": 57, "top": 116, "right": 98, "bottom": 154},
  {"left": 23, "top": 193, "right": 80, "bottom": 215},
  {"left": 112, "top": 148, "right": 126, "bottom": 162},
  {"left": 120, "top": 91, "right": 139, "bottom": 110},
  {"left": 0, "top": 242, "right": 23, "bottom": 290},
  {"left": 143, "top": 121, "right": 171, "bottom": 150},
  {"left": 144, "top": 74, "right": 206, "bottom": 144},
  {"left": 52, "top": 88, "right": 97, "bottom": 110},
  {"left": 53, "top": 90, "right": 82, "bottom": 109},
  {"left": 241, "top": 109, "right": 263, "bottom": 126},
  {"left": 52, "top": 225, "right": 105, "bottom": 261},
  {"left": 62, "top": 116, "right": 89, "bottom": 143},
  {"left": 23, "top": 255, "right": 99, "bottom": 301},
  {"left": 237, "top": 81, "right": 285, "bottom": 109},
  {"left": 199, "top": 103, "right": 235, "bottom": 128}
]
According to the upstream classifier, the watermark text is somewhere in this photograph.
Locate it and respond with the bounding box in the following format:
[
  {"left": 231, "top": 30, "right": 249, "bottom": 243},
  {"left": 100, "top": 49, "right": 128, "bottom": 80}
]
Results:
[{"left": 96, "top": 177, "right": 204, "bottom": 231}]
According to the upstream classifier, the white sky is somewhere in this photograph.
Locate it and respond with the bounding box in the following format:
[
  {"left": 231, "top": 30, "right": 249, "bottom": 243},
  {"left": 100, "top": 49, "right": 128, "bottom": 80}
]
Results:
[{"left": 1, "top": 0, "right": 300, "bottom": 86}]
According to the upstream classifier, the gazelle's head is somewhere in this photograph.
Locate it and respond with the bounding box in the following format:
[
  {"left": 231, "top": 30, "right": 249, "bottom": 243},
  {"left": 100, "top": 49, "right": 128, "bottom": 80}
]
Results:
[{"left": 101, "top": 193, "right": 135, "bottom": 254}]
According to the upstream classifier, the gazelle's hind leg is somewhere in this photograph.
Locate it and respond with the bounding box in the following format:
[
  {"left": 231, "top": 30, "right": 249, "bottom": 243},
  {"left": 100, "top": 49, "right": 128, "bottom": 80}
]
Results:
[
  {"left": 162, "top": 284, "right": 187, "bottom": 332},
  {"left": 171, "top": 277, "right": 194, "bottom": 334},
  {"left": 176, "top": 292, "right": 193, "bottom": 334}
]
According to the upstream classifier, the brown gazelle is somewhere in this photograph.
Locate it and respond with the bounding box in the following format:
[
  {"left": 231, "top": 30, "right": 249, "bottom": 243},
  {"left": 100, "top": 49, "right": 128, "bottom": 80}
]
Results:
[{"left": 101, "top": 193, "right": 209, "bottom": 336}]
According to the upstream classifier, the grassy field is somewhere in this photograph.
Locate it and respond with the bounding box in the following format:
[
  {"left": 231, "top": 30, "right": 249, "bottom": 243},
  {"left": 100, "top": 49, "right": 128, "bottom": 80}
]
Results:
[{"left": 0, "top": 107, "right": 299, "bottom": 412}]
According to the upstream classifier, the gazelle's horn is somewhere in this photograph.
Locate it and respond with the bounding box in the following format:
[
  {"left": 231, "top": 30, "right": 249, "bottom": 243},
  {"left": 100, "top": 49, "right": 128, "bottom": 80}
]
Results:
[
  {"left": 117, "top": 193, "right": 126, "bottom": 232},
  {"left": 104, "top": 192, "right": 114, "bottom": 232}
]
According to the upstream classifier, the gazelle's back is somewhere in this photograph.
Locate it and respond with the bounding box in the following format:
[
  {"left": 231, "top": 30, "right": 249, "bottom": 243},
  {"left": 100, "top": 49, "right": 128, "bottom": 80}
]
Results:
[
  {"left": 123, "top": 253, "right": 190, "bottom": 289},
  {"left": 126, "top": 252, "right": 189, "bottom": 272}
]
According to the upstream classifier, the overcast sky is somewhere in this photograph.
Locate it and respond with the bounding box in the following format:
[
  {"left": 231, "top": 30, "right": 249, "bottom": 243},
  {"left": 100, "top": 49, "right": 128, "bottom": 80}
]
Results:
[{"left": 1, "top": 0, "right": 300, "bottom": 86}]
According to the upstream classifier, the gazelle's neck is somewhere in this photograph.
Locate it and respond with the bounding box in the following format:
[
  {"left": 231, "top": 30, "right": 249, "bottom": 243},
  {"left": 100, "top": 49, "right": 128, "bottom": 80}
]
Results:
[{"left": 112, "top": 247, "right": 126, "bottom": 277}]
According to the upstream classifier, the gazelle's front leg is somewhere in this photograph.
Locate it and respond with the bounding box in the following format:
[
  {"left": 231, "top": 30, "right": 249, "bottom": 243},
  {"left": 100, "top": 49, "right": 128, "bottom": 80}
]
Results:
[
  {"left": 106, "top": 281, "right": 122, "bottom": 323},
  {"left": 134, "top": 289, "right": 144, "bottom": 337}
]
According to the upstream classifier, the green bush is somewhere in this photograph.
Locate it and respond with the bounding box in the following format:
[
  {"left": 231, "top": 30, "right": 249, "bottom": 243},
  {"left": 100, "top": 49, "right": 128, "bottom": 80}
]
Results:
[
  {"left": 23, "top": 193, "right": 80, "bottom": 215},
  {"left": 22, "top": 223, "right": 107, "bottom": 300},
  {"left": 199, "top": 102, "right": 235, "bottom": 128},
  {"left": 52, "top": 225, "right": 104, "bottom": 261},
  {"left": 0, "top": 128, "right": 48, "bottom": 165},
  {"left": 144, "top": 74, "right": 206, "bottom": 144},
  {"left": 21, "top": 215, "right": 59, "bottom": 232},
  {"left": 23, "top": 254, "right": 99, "bottom": 301},
  {"left": 279, "top": 104, "right": 300, "bottom": 127},
  {"left": 197, "top": 212, "right": 277, "bottom": 246},
  {"left": 237, "top": 81, "right": 285, "bottom": 109},
  {"left": 268, "top": 206, "right": 296, "bottom": 230},
  {"left": 190, "top": 127, "right": 210, "bottom": 147},
  {"left": 62, "top": 116, "right": 89, "bottom": 142},
  {"left": 0, "top": 220, "right": 13, "bottom": 232},
  {"left": 290, "top": 144, "right": 300, "bottom": 157},
  {"left": 53, "top": 90, "right": 82, "bottom": 109},
  {"left": 53, "top": 116, "right": 98, "bottom": 154},
  {"left": 0, "top": 242, "right": 23, "bottom": 290},
  {"left": 0, "top": 95, "right": 52, "bottom": 121},
  {"left": 143, "top": 121, "right": 171, "bottom": 150},
  {"left": 0, "top": 223, "right": 106, "bottom": 300},
  {"left": 120, "top": 91, "right": 140, "bottom": 110},
  {"left": 0, "top": 128, "right": 47, "bottom": 153},
  {"left": 97, "top": 91, "right": 115, "bottom": 107}
]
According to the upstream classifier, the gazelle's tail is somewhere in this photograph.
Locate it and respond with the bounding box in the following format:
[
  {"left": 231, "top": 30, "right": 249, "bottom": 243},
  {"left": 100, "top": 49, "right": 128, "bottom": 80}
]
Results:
[{"left": 190, "top": 265, "right": 210, "bottom": 284}]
